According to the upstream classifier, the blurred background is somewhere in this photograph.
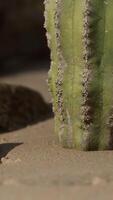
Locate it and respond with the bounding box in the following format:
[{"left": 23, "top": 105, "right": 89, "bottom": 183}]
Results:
[
  {"left": 0, "top": 0, "right": 52, "bottom": 133},
  {"left": 0, "top": 0, "right": 50, "bottom": 74}
]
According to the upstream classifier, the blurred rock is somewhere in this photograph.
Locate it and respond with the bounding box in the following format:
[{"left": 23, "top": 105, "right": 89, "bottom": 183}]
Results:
[{"left": 0, "top": 83, "right": 53, "bottom": 133}]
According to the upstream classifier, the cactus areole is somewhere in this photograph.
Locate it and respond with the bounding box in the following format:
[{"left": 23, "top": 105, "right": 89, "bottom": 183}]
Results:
[{"left": 44, "top": 0, "right": 113, "bottom": 150}]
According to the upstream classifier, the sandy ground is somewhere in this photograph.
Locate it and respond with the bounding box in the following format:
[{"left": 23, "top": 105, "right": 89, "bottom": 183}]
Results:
[{"left": 0, "top": 63, "right": 113, "bottom": 200}]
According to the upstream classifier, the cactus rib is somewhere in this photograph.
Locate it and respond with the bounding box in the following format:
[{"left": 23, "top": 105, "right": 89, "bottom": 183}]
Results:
[{"left": 45, "top": 0, "right": 113, "bottom": 150}]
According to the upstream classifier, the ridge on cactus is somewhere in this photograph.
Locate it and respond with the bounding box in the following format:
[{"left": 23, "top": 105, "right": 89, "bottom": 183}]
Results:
[{"left": 44, "top": 0, "right": 113, "bottom": 150}]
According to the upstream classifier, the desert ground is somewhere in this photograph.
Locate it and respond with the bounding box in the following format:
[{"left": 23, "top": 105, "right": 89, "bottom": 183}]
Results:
[{"left": 0, "top": 62, "right": 113, "bottom": 200}]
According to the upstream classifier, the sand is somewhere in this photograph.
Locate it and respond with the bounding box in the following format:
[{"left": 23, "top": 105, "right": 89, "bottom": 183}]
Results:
[{"left": 0, "top": 62, "right": 113, "bottom": 200}]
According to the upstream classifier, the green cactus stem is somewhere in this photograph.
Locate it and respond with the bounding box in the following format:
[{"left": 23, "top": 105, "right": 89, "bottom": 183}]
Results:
[{"left": 44, "top": 0, "right": 113, "bottom": 150}]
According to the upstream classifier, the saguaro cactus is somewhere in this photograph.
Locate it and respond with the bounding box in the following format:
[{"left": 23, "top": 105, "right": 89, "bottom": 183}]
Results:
[{"left": 44, "top": 0, "right": 113, "bottom": 150}]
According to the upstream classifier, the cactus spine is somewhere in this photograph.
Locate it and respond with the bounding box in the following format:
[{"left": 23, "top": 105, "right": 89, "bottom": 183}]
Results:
[{"left": 44, "top": 0, "right": 113, "bottom": 150}]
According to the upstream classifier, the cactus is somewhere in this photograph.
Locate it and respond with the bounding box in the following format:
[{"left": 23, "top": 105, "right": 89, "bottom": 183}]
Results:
[{"left": 44, "top": 0, "right": 113, "bottom": 150}]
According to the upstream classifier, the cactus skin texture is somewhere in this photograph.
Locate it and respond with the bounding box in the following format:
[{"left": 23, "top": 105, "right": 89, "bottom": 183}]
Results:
[{"left": 44, "top": 0, "right": 113, "bottom": 150}]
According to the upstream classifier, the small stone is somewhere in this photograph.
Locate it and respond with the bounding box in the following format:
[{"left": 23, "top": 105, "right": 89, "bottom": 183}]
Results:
[{"left": 92, "top": 177, "right": 107, "bottom": 186}]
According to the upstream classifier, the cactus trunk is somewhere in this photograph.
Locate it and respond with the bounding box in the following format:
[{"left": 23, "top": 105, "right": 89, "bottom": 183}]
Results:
[{"left": 44, "top": 0, "right": 113, "bottom": 150}]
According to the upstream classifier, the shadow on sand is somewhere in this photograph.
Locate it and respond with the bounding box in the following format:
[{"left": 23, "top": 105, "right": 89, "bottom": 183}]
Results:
[{"left": 0, "top": 142, "right": 23, "bottom": 162}]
